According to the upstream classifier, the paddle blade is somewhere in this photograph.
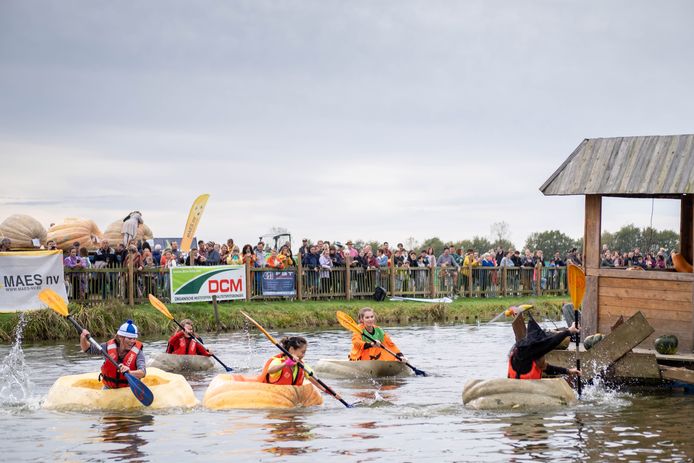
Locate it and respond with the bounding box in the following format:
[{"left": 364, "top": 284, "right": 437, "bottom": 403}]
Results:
[
  {"left": 240, "top": 311, "right": 277, "bottom": 345},
  {"left": 488, "top": 311, "right": 506, "bottom": 323},
  {"left": 336, "top": 311, "right": 362, "bottom": 335},
  {"left": 567, "top": 264, "right": 586, "bottom": 309},
  {"left": 148, "top": 294, "right": 173, "bottom": 320},
  {"left": 38, "top": 288, "right": 69, "bottom": 316},
  {"left": 125, "top": 372, "right": 154, "bottom": 406}
]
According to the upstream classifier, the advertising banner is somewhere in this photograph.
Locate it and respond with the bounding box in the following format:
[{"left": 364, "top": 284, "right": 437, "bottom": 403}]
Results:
[
  {"left": 261, "top": 271, "right": 296, "bottom": 296},
  {"left": 0, "top": 250, "right": 67, "bottom": 312},
  {"left": 170, "top": 264, "right": 245, "bottom": 303}
]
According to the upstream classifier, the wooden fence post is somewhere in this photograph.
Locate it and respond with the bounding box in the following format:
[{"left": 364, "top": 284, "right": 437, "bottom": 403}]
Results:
[
  {"left": 501, "top": 266, "right": 507, "bottom": 297},
  {"left": 296, "top": 257, "right": 303, "bottom": 301},
  {"left": 535, "top": 263, "right": 542, "bottom": 296},
  {"left": 212, "top": 295, "right": 221, "bottom": 332},
  {"left": 128, "top": 259, "right": 134, "bottom": 306},
  {"left": 429, "top": 266, "right": 436, "bottom": 297},
  {"left": 345, "top": 256, "right": 352, "bottom": 301},
  {"left": 390, "top": 264, "right": 396, "bottom": 296},
  {"left": 245, "top": 262, "right": 251, "bottom": 301},
  {"left": 467, "top": 264, "right": 473, "bottom": 297}
]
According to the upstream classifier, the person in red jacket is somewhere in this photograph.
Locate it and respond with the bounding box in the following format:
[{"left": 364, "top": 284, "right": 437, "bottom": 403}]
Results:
[{"left": 166, "top": 319, "right": 212, "bottom": 356}]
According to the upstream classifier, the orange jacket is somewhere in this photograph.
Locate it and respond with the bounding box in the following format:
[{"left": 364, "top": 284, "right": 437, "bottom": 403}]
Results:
[
  {"left": 258, "top": 353, "right": 305, "bottom": 385},
  {"left": 349, "top": 324, "right": 402, "bottom": 361},
  {"left": 507, "top": 358, "right": 543, "bottom": 380}
]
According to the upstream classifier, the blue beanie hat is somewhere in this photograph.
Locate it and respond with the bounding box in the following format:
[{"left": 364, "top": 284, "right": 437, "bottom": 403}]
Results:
[{"left": 117, "top": 319, "right": 138, "bottom": 338}]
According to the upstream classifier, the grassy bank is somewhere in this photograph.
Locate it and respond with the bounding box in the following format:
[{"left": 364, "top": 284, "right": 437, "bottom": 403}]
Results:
[{"left": 0, "top": 296, "right": 567, "bottom": 343}]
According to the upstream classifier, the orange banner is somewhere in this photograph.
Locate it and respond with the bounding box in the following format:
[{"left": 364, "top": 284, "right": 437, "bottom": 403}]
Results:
[{"left": 180, "top": 194, "right": 210, "bottom": 252}]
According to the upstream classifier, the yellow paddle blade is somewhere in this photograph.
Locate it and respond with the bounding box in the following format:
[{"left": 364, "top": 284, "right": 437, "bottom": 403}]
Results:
[
  {"left": 567, "top": 264, "right": 586, "bottom": 309},
  {"left": 148, "top": 294, "right": 173, "bottom": 320},
  {"left": 38, "top": 288, "right": 69, "bottom": 317},
  {"left": 336, "top": 311, "right": 362, "bottom": 335},
  {"left": 240, "top": 311, "right": 278, "bottom": 345}
]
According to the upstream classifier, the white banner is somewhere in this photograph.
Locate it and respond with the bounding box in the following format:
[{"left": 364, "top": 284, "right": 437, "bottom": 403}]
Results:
[{"left": 0, "top": 250, "right": 67, "bottom": 312}]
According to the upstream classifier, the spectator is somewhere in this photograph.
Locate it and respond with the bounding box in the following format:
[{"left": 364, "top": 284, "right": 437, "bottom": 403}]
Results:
[
  {"left": 64, "top": 247, "right": 84, "bottom": 269},
  {"left": 345, "top": 240, "right": 359, "bottom": 259},
  {"left": 46, "top": 239, "right": 58, "bottom": 251},
  {"left": 266, "top": 248, "right": 285, "bottom": 269},
  {"left": 255, "top": 242, "right": 266, "bottom": 267},
  {"left": 393, "top": 249, "right": 405, "bottom": 267},
  {"left": 425, "top": 247, "right": 437, "bottom": 268},
  {"left": 228, "top": 246, "right": 242, "bottom": 265},
  {"left": 219, "top": 244, "right": 230, "bottom": 264},
  {"left": 499, "top": 251, "right": 515, "bottom": 267},
  {"left": 329, "top": 246, "right": 344, "bottom": 267},
  {"left": 196, "top": 240, "right": 207, "bottom": 258},
  {"left": 121, "top": 211, "right": 143, "bottom": 246},
  {"left": 185, "top": 248, "right": 204, "bottom": 266},
  {"left": 376, "top": 249, "right": 388, "bottom": 267},
  {"left": 299, "top": 239, "right": 310, "bottom": 257},
  {"left": 152, "top": 244, "right": 162, "bottom": 266},
  {"left": 302, "top": 245, "right": 320, "bottom": 293},
  {"left": 382, "top": 242, "right": 392, "bottom": 259},
  {"left": 170, "top": 241, "right": 182, "bottom": 262},
  {"left": 206, "top": 243, "right": 221, "bottom": 266},
  {"left": 0, "top": 238, "right": 11, "bottom": 251},
  {"left": 94, "top": 240, "right": 115, "bottom": 269},
  {"left": 319, "top": 248, "right": 333, "bottom": 292},
  {"left": 125, "top": 245, "right": 143, "bottom": 270},
  {"left": 114, "top": 243, "right": 127, "bottom": 266},
  {"left": 279, "top": 245, "right": 296, "bottom": 267},
  {"left": 241, "top": 244, "right": 256, "bottom": 266},
  {"left": 450, "top": 245, "right": 462, "bottom": 266},
  {"left": 437, "top": 247, "right": 459, "bottom": 268}
]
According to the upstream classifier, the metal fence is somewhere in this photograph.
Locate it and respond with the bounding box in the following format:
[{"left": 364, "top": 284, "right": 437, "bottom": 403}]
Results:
[{"left": 64, "top": 262, "right": 568, "bottom": 304}]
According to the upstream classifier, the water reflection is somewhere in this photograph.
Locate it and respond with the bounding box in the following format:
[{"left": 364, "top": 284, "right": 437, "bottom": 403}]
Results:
[
  {"left": 262, "top": 410, "right": 315, "bottom": 457},
  {"left": 96, "top": 414, "right": 154, "bottom": 462}
]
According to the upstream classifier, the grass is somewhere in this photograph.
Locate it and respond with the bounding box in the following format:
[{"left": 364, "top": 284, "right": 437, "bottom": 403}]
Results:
[{"left": 0, "top": 295, "right": 568, "bottom": 343}]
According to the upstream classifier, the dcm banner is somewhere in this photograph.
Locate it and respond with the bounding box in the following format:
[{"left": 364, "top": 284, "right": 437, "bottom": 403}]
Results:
[
  {"left": 0, "top": 250, "right": 67, "bottom": 312},
  {"left": 170, "top": 265, "right": 246, "bottom": 303}
]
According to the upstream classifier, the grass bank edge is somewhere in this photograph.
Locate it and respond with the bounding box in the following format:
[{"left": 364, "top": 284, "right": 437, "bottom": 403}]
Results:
[{"left": 0, "top": 296, "right": 566, "bottom": 343}]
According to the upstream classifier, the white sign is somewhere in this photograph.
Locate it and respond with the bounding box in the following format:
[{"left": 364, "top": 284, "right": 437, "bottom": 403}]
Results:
[{"left": 0, "top": 250, "right": 67, "bottom": 312}]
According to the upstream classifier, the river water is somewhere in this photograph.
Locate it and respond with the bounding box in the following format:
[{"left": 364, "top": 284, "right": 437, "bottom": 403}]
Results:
[{"left": 1, "top": 319, "right": 693, "bottom": 462}]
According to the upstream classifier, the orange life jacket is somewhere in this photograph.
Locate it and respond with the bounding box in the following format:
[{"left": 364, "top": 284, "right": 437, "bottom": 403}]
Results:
[
  {"left": 100, "top": 338, "right": 142, "bottom": 388},
  {"left": 507, "top": 357, "right": 543, "bottom": 380},
  {"left": 258, "top": 353, "right": 304, "bottom": 385},
  {"left": 348, "top": 324, "right": 401, "bottom": 361},
  {"left": 168, "top": 331, "right": 206, "bottom": 356}
]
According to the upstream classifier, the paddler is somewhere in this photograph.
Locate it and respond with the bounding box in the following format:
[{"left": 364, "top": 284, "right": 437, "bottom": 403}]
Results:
[
  {"left": 508, "top": 315, "right": 580, "bottom": 380},
  {"left": 348, "top": 307, "right": 407, "bottom": 363},
  {"left": 166, "top": 319, "right": 212, "bottom": 357},
  {"left": 259, "top": 336, "right": 343, "bottom": 400},
  {"left": 80, "top": 319, "right": 146, "bottom": 388}
]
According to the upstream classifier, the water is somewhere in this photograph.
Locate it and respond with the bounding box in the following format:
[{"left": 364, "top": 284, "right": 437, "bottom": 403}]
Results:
[{"left": 1, "top": 321, "right": 693, "bottom": 462}]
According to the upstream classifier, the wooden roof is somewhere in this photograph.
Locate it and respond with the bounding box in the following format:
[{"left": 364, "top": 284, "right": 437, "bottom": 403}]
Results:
[{"left": 541, "top": 135, "right": 694, "bottom": 197}]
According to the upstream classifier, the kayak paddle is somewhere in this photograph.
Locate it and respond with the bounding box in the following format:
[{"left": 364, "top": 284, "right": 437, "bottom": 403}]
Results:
[
  {"left": 147, "top": 294, "right": 233, "bottom": 372},
  {"left": 336, "top": 310, "right": 428, "bottom": 377},
  {"left": 488, "top": 304, "right": 534, "bottom": 323},
  {"left": 38, "top": 288, "right": 154, "bottom": 406},
  {"left": 567, "top": 264, "right": 586, "bottom": 398},
  {"left": 240, "top": 310, "right": 352, "bottom": 408}
]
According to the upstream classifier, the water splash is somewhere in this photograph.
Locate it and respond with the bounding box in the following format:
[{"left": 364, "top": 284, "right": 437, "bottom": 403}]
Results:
[{"left": 0, "top": 313, "right": 36, "bottom": 410}]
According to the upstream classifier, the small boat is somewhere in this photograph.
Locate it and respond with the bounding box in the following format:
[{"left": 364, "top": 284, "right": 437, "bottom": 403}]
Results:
[
  {"left": 313, "top": 359, "right": 412, "bottom": 378},
  {"left": 463, "top": 378, "right": 576, "bottom": 410},
  {"left": 202, "top": 374, "right": 323, "bottom": 410},
  {"left": 43, "top": 367, "right": 199, "bottom": 411},
  {"left": 146, "top": 352, "right": 215, "bottom": 372}
]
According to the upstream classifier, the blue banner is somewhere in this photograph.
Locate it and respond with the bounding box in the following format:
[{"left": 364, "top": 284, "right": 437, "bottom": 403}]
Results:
[{"left": 261, "top": 271, "right": 296, "bottom": 296}]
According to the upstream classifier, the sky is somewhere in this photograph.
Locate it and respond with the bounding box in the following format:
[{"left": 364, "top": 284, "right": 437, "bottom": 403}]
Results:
[{"left": 1, "top": 1, "right": 692, "bottom": 250}]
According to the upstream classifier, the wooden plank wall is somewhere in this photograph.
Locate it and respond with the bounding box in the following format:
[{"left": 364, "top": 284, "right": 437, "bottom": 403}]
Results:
[{"left": 598, "top": 276, "right": 693, "bottom": 351}]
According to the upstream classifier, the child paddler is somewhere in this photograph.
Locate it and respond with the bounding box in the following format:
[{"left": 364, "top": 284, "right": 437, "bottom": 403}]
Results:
[
  {"left": 80, "top": 319, "right": 146, "bottom": 389},
  {"left": 259, "top": 336, "right": 344, "bottom": 400},
  {"left": 508, "top": 315, "right": 580, "bottom": 380},
  {"left": 166, "top": 319, "right": 212, "bottom": 356},
  {"left": 349, "top": 307, "right": 408, "bottom": 363}
]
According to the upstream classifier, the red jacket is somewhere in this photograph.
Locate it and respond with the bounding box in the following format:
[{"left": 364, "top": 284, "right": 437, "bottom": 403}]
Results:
[
  {"left": 166, "top": 331, "right": 210, "bottom": 356},
  {"left": 100, "top": 339, "right": 142, "bottom": 388}
]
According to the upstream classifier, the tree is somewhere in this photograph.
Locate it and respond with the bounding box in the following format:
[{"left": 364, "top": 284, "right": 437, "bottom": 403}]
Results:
[
  {"left": 602, "top": 224, "right": 679, "bottom": 253},
  {"left": 457, "top": 236, "right": 493, "bottom": 253},
  {"left": 524, "top": 230, "right": 579, "bottom": 258},
  {"left": 420, "top": 237, "right": 446, "bottom": 256},
  {"left": 490, "top": 221, "right": 514, "bottom": 249},
  {"left": 405, "top": 236, "right": 419, "bottom": 252}
]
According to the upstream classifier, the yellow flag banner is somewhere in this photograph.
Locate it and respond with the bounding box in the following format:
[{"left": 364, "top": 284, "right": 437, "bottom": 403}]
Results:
[{"left": 180, "top": 194, "right": 210, "bottom": 252}]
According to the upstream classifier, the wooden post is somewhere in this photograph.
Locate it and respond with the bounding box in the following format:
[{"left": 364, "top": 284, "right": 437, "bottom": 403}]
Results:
[
  {"left": 535, "top": 263, "right": 542, "bottom": 296},
  {"left": 245, "top": 262, "right": 251, "bottom": 301},
  {"left": 583, "top": 194, "right": 602, "bottom": 336},
  {"left": 345, "top": 256, "right": 352, "bottom": 300},
  {"left": 467, "top": 263, "right": 473, "bottom": 297},
  {"left": 296, "top": 256, "right": 303, "bottom": 301},
  {"left": 501, "top": 266, "right": 507, "bottom": 297},
  {"left": 390, "top": 264, "right": 396, "bottom": 296},
  {"left": 212, "top": 295, "right": 220, "bottom": 332},
  {"left": 128, "top": 258, "right": 134, "bottom": 306},
  {"left": 429, "top": 267, "right": 436, "bottom": 297},
  {"left": 680, "top": 195, "right": 694, "bottom": 264}
]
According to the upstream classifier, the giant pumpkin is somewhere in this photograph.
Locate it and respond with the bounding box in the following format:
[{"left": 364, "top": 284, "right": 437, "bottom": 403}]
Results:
[
  {"left": 102, "top": 219, "right": 153, "bottom": 245},
  {"left": 0, "top": 214, "right": 47, "bottom": 249},
  {"left": 47, "top": 218, "right": 103, "bottom": 251},
  {"left": 671, "top": 252, "right": 693, "bottom": 273}
]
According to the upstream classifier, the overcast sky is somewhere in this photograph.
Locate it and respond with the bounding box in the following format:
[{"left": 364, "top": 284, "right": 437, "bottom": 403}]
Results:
[{"left": 1, "top": 1, "right": 692, "bottom": 249}]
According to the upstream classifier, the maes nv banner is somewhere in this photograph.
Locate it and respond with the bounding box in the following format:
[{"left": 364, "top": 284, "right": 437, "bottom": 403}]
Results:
[
  {"left": 170, "top": 265, "right": 246, "bottom": 303},
  {"left": 0, "top": 250, "right": 67, "bottom": 312}
]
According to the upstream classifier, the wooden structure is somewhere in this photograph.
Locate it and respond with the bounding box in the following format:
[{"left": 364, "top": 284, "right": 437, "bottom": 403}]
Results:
[{"left": 541, "top": 135, "right": 694, "bottom": 351}]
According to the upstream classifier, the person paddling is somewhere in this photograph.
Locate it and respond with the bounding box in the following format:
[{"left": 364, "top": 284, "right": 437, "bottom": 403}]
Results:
[
  {"left": 349, "top": 307, "right": 407, "bottom": 363},
  {"left": 166, "top": 319, "right": 212, "bottom": 357},
  {"left": 508, "top": 315, "right": 580, "bottom": 380},
  {"left": 80, "top": 319, "right": 146, "bottom": 389}
]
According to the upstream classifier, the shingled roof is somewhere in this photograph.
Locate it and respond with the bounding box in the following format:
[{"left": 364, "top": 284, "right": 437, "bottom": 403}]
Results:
[{"left": 540, "top": 135, "right": 694, "bottom": 197}]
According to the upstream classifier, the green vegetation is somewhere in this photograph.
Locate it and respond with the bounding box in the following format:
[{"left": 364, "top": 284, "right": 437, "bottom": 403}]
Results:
[{"left": 0, "top": 296, "right": 567, "bottom": 343}]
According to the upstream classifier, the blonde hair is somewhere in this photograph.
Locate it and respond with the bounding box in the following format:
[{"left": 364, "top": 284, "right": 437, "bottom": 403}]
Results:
[{"left": 358, "top": 307, "right": 375, "bottom": 322}]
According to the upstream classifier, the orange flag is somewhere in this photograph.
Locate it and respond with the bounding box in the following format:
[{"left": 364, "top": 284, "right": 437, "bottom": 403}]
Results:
[{"left": 180, "top": 194, "right": 210, "bottom": 252}]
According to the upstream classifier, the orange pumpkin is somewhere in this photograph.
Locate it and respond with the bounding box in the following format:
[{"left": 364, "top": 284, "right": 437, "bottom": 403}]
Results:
[
  {"left": 0, "top": 214, "right": 47, "bottom": 249},
  {"left": 102, "top": 220, "right": 153, "bottom": 245},
  {"left": 47, "top": 218, "right": 103, "bottom": 251},
  {"left": 672, "top": 252, "right": 693, "bottom": 273}
]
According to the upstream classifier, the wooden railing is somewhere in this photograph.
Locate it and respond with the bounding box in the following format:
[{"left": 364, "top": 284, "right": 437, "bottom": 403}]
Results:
[{"left": 64, "top": 261, "right": 568, "bottom": 304}]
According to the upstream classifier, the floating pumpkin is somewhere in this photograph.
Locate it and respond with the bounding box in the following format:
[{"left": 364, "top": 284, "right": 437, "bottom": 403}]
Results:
[
  {"left": 654, "top": 334, "right": 678, "bottom": 355},
  {"left": 0, "top": 214, "right": 47, "bottom": 249},
  {"left": 583, "top": 333, "right": 604, "bottom": 350},
  {"left": 102, "top": 220, "right": 153, "bottom": 244},
  {"left": 47, "top": 218, "right": 103, "bottom": 251}
]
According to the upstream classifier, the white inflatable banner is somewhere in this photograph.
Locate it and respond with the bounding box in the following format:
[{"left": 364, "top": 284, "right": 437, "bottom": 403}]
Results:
[{"left": 0, "top": 250, "right": 67, "bottom": 312}]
